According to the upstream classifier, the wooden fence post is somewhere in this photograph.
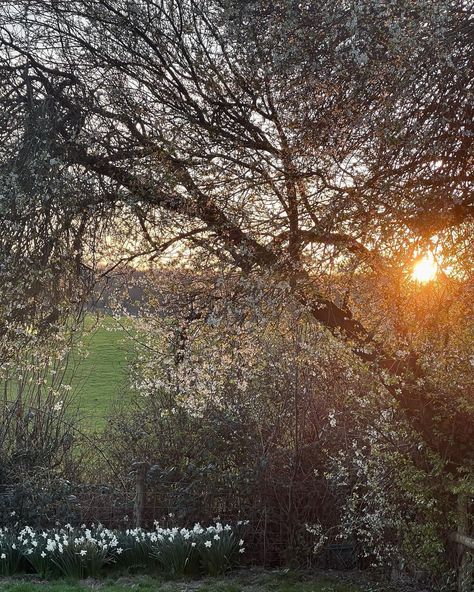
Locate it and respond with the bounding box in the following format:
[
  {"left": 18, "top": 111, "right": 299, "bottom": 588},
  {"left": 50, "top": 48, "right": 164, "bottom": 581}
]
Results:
[
  {"left": 456, "top": 494, "right": 473, "bottom": 592},
  {"left": 133, "top": 462, "right": 149, "bottom": 529}
]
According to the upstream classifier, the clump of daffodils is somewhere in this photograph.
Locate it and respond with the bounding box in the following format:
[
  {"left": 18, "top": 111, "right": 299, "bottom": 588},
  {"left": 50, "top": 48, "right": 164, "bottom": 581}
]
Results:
[
  {"left": 1, "top": 524, "right": 122, "bottom": 578},
  {"left": 0, "top": 521, "right": 246, "bottom": 578},
  {"left": 148, "top": 522, "right": 246, "bottom": 576}
]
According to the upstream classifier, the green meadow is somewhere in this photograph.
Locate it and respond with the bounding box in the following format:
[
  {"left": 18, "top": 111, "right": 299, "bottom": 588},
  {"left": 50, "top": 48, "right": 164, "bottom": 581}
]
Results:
[
  {"left": 68, "top": 315, "right": 134, "bottom": 430},
  {"left": 0, "top": 316, "right": 132, "bottom": 431}
]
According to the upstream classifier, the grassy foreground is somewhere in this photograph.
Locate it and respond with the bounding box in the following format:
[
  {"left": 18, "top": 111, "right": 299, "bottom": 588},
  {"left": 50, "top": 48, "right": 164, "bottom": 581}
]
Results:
[{"left": 0, "top": 571, "right": 388, "bottom": 592}]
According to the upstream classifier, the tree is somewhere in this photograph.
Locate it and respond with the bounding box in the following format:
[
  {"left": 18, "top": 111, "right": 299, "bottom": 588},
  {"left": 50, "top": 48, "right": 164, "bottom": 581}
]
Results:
[{"left": 0, "top": 0, "right": 473, "bottom": 465}]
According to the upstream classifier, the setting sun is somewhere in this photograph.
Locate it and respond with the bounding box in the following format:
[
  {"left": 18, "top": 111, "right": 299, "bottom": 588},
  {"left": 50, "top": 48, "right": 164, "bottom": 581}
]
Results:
[{"left": 412, "top": 254, "right": 438, "bottom": 283}]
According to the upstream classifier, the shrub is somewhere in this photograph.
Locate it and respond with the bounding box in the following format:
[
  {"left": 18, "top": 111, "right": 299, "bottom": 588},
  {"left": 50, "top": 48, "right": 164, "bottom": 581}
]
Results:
[{"left": 102, "top": 304, "right": 357, "bottom": 565}]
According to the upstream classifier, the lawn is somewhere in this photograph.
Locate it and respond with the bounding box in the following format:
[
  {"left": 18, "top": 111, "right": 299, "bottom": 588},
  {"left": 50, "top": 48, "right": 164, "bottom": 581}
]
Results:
[
  {"left": 68, "top": 315, "right": 133, "bottom": 430},
  {"left": 0, "top": 571, "right": 388, "bottom": 592}
]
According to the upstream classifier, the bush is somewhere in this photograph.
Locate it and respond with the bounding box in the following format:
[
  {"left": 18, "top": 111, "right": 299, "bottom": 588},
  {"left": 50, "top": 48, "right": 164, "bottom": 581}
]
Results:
[
  {"left": 0, "top": 326, "right": 85, "bottom": 529},
  {"left": 101, "top": 303, "right": 360, "bottom": 565}
]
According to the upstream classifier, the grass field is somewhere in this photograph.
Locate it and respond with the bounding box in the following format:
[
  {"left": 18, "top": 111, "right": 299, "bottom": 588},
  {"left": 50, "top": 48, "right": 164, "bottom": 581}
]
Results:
[
  {"left": 69, "top": 315, "right": 134, "bottom": 430},
  {"left": 0, "top": 315, "right": 132, "bottom": 431},
  {"left": 0, "top": 571, "right": 388, "bottom": 592}
]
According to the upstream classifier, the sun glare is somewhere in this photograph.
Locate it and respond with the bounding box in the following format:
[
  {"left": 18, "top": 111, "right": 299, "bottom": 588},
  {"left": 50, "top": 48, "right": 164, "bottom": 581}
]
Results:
[{"left": 412, "top": 254, "right": 438, "bottom": 283}]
